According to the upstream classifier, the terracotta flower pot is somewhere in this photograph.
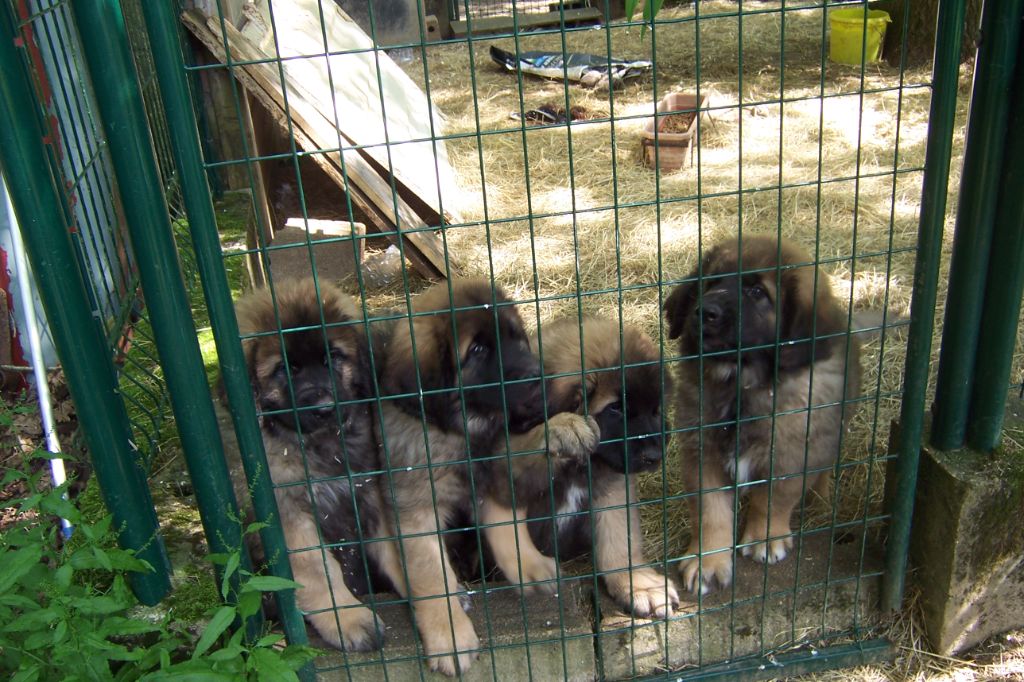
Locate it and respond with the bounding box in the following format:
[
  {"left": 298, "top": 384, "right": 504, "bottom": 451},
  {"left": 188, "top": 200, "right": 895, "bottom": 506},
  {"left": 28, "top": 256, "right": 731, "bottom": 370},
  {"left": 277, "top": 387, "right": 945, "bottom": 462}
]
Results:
[{"left": 640, "top": 92, "right": 707, "bottom": 171}]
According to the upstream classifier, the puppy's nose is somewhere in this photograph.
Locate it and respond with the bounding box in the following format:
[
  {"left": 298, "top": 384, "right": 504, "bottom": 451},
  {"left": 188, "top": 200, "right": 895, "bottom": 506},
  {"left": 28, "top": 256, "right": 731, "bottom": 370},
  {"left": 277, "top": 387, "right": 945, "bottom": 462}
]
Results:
[
  {"left": 637, "top": 434, "right": 664, "bottom": 463},
  {"left": 296, "top": 388, "right": 333, "bottom": 411},
  {"left": 702, "top": 302, "right": 723, "bottom": 324}
]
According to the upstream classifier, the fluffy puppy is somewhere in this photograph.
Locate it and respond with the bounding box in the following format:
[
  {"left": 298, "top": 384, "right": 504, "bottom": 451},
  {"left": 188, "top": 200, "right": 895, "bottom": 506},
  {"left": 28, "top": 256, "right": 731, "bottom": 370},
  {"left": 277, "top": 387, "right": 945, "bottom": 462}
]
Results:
[
  {"left": 373, "top": 278, "right": 544, "bottom": 677},
  {"left": 664, "top": 235, "right": 862, "bottom": 595},
  {"left": 481, "top": 316, "right": 679, "bottom": 618},
  {"left": 235, "top": 278, "right": 385, "bottom": 651}
]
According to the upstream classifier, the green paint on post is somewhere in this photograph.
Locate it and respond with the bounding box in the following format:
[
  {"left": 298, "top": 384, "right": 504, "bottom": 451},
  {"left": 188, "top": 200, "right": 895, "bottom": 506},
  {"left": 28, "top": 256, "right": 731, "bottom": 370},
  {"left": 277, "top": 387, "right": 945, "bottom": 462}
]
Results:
[{"left": 0, "top": 3, "right": 170, "bottom": 604}]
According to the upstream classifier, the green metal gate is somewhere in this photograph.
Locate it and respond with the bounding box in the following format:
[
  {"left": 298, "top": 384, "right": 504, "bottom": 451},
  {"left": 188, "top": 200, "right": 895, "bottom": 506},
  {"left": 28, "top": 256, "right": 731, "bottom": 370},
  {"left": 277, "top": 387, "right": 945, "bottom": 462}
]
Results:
[{"left": 1, "top": 0, "right": 1021, "bottom": 680}]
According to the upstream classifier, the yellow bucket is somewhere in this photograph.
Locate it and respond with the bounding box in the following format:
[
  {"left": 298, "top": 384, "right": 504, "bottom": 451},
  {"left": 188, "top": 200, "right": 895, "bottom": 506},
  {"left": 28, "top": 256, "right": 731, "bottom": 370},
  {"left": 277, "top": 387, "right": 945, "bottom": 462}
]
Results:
[{"left": 829, "top": 8, "right": 891, "bottom": 65}]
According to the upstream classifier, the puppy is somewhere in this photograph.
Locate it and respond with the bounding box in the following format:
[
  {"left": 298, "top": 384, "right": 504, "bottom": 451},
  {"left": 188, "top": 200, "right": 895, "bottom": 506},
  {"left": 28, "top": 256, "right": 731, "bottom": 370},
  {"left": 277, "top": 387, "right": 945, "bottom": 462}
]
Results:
[
  {"left": 235, "top": 278, "right": 385, "bottom": 651},
  {"left": 664, "top": 235, "right": 862, "bottom": 595},
  {"left": 372, "top": 278, "right": 544, "bottom": 676},
  {"left": 480, "top": 316, "right": 679, "bottom": 618}
]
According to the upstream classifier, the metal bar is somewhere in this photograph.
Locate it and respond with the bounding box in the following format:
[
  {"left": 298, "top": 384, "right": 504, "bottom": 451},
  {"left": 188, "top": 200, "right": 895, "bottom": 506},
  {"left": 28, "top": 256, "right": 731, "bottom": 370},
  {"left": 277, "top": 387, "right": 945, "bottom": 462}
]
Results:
[
  {"left": 137, "top": 0, "right": 313, "bottom": 658},
  {"left": 640, "top": 638, "right": 894, "bottom": 682},
  {"left": 0, "top": 3, "right": 170, "bottom": 604},
  {"left": 931, "top": 0, "right": 1023, "bottom": 450},
  {"left": 68, "top": 0, "right": 250, "bottom": 594},
  {"left": 967, "top": 28, "right": 1024, "bottom": 451},
  {"left": 881, "top": 0, "right": 968, "bottom": 612}
]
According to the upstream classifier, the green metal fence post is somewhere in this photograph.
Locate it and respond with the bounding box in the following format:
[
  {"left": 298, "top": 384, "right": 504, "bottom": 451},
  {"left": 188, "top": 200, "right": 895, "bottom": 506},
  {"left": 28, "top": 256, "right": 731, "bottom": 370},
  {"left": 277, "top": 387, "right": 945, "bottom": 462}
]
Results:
[
  {"left": 138, "top": 0, "right": 312, "bottom": 656},
  {"left": 881, "top": 0, "right": 968, "bottom": 612},
  {"left": 0, "top": 3, "right": 171, "bottom": 604},
  {"left": 68, "top": 0, "right": 251, "bottom": 592},
  {"left": 931, "top": 0, "right": 1023, "bottom": 450},
  {"left": 967, "top": 29, "right": 1024, "bottom": 452}
]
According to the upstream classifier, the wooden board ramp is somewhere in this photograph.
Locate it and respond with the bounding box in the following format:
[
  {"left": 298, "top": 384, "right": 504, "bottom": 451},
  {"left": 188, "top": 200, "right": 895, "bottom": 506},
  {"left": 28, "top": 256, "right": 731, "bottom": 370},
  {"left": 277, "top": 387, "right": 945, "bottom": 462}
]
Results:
[{"left": 181, "top": 3, "right": 461, "bottom": 280}]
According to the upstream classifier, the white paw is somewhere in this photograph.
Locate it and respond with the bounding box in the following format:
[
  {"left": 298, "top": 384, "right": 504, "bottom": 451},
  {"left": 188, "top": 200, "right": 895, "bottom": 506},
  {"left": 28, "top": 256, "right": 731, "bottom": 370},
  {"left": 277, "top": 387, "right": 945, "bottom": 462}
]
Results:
[
  {"left": 740, "top": 534, "right": 793, "bottom": 564},
  {"left": 308, "top": 605, "right": 385, "bottom": 652},
  {"left": 606, "top": 568, "right": 679, "bottom": 618},
  {"left": 546, "top": 413, "right": 599, "bottom": 460},
  {"left": 520, "top": 554, "right": 559, "bottom": 594},
  {"left": 678, "top": 547, "right": 733, "bottom": 595}
]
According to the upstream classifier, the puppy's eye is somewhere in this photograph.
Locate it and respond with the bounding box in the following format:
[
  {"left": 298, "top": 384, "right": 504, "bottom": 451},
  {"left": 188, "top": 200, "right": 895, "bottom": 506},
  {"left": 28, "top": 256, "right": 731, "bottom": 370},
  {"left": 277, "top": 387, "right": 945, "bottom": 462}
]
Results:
[
  {"left": 327, "top": 348, "right": 347, "bottom": 365},
  {"left": 603, "top": 401, "right": 623, "bottom": 416},
  {"left": 469, "top": 342, "right": 488, "bottom": 357},
  {"left": 746, "top": 284, "right": 768, "bottom": 301}
]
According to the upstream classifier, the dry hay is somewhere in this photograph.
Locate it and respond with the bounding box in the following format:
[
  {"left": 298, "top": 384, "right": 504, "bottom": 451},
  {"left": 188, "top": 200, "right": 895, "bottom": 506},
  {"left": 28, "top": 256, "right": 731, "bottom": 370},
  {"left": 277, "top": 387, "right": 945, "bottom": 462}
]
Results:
[{"left": 381, "top": 0, "right": 971, "bottom": 564}]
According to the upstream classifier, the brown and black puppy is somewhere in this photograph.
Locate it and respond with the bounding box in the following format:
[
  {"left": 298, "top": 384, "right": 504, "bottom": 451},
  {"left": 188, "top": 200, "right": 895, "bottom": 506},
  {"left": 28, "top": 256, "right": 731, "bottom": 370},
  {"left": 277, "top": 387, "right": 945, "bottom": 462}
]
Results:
[
  {"left": 481, "top": 316, "right": 679, "bottom": 618},
  {"left": 235, "top": 278, "right": 386, "bottom": 651},
  {"left": 373, "top": 278, "right": 544, "bottom": 677},
  {"left": 664, "top": 235, "right": 862, "bottom": 595}
]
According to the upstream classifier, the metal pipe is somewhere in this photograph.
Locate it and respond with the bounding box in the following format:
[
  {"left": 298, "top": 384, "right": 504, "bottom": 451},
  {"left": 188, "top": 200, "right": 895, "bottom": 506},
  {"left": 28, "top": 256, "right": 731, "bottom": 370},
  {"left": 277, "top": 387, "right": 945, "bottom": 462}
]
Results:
[
  {"left": 5, "top": 177, "right": 72, "bottom": 538},
  {"left": 931, "top": 0, "right": 1023, "bottom": 450},
  {"left": 881, "top": 0, "right": 968, "bottom": 612},
  {"left": 68, "top": 0, "right": 250, "bottom": 592},
  {"left": 138, "top": 0, "right": 311, "bottom": 653},
  {"left": 967, "top": 28, "right": 1024, "bottom": 452},
  {"left": 0, "top": 3, "right": 170, "bottom": 603}
]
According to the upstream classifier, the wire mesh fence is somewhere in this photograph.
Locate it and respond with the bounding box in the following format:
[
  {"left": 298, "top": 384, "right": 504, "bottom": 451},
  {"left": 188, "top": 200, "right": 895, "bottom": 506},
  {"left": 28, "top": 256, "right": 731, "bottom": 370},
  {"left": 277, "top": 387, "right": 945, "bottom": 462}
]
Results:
[
  {"left": 6, "top": 0, "right": 1023, "bottom": 680},
  {"left": 5, "top": 0, "right": 183, "bottom": 462},
  {"left": 176, "top": 1, "right": 924, "bottom": 678}
]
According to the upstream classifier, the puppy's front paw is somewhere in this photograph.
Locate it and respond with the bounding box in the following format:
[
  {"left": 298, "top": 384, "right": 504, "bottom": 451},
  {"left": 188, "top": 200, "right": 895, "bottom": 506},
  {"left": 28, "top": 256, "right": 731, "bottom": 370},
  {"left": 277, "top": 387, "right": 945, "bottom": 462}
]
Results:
[
  {"left": 604, "top": 567, "right": 679, "bottom": 618},
  {"left": 545, "top": 412, "right": 599, "bottom": 460},
  {"left": 518, "top": 552, "right": 559, "bottom": 595},
  {"left": 418, "top": 602, "right": 479, "bottom": 677},
  {"left": 678, "top": 546, "right": 733, "bottom": 595},
  {"left": 739, "top": 530, "right": 793, "bottom": 564},
  {"left": 424, "top": 616, "right": 479, "bottom": 676},
  {"left": 308, "top": 605, "right": 385, "bottom": 652}
]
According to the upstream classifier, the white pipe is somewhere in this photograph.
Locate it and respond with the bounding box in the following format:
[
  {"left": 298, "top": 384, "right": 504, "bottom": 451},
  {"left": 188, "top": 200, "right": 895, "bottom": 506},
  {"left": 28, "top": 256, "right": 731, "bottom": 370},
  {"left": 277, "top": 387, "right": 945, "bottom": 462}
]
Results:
[{"left": 3, "top": 175, "right": 72, "bottom": 538}]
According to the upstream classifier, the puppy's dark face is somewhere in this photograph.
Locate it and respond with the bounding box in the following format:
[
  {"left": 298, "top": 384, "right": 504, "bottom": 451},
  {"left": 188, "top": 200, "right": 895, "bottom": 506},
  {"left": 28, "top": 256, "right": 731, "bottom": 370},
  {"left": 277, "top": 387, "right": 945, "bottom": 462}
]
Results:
[
  {"left": 664, "top": 236, "right": 845, "bottom": 370},
  {"left": 680, "top": 270, "right": 779, "bottom": 357},
  {"left": 455, "top": 306, "right": 543, "bottom": 429},
  {"left": 590, "top": 366, "right": 666, "bottom": 473},
  {"left": 238, "top": 280, "right": 368, "bottom": 435},
  {"left": 545, "top": 319, "right": 668, "bottom": 473},
  {"left": 384, "top": 279, "right": 544, "bottom": 435}
]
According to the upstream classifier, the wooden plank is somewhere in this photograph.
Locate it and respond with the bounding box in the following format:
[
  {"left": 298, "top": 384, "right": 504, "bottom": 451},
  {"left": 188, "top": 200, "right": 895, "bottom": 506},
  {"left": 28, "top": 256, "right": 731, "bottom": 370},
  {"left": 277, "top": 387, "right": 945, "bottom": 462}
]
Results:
[
  {"left": 450, "top": 8, "right": 602, "bottom": 37},
  {"left": 245, "top": 0, "right": 465, "bottom": 226},
  {"left": 182, "top": 10, "right": 453, "bottom": 279},
  {"left": 237, "top": 92, "right": 275, "bottom": 287},
  {"left": 208, "top": 14, "right": 454, "bottom": 279}
]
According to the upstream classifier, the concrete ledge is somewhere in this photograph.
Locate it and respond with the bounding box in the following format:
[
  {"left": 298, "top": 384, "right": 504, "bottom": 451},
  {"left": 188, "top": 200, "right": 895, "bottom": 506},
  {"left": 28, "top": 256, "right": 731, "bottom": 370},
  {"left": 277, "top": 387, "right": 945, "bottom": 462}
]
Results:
[
  {"left": 313, "top": 532, "right": 883, "bottom": 680},
  {"left": 597, "top": 532, "right": 882, "bottom": 678},
  {"left": 316, "top": 581, "right": 595, "bottom": 680},
  {"left": 911, "top": 406, "right": 1024, "bottom": 655}
]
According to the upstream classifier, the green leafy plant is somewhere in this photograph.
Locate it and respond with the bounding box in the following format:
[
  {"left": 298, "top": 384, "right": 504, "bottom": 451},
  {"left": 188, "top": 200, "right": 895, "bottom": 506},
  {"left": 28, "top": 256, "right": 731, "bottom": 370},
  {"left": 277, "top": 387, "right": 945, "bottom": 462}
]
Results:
[
  {"left": 0, "top": 452, "right": 318, "bottom": 681},
  {"left": 625, "top": 0, "right": 666, "bottom": 37}
]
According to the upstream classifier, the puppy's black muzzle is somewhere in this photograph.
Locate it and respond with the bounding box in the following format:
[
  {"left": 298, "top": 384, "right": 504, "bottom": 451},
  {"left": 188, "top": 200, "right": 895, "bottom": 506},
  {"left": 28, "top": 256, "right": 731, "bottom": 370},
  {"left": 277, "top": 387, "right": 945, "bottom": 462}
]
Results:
[
  {"left": 689, "top": 285, "right": 739, "bottom": 354},
  {"left": 503, "top": 366, "right": 546, "bottom": 432},
  {"left": 594, "top": 414, "right": 665, "bottom": 474},
  {"left": 293, "top": 387, "right": 338, "bottom": 432}
]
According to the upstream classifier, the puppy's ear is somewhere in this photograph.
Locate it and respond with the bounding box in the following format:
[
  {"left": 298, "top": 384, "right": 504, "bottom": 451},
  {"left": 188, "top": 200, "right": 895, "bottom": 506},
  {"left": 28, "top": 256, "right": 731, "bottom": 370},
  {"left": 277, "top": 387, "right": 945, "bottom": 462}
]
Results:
[
  {"left": 664, "top": 273, "right": 699, "bottom": 340},
  {"left": 778, "top": 268, "right": 845, "bottom": 370}
]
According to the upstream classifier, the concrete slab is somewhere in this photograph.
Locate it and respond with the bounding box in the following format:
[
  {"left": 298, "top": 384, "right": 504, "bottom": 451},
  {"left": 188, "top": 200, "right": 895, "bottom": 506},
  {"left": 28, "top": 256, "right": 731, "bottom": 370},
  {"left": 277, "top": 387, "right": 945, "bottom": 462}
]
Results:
[
  {"left": 597, "top": 531, "right": 883, "bottom": 679},
  {"left": 316, "top": 580, "right": 596, "bottom": 680},
  {"left": 267, "top": 220, "right": 364, "bottom": 286},
  {"left": 911, "top": 406, "right": 1024, "bottom": 655}
]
